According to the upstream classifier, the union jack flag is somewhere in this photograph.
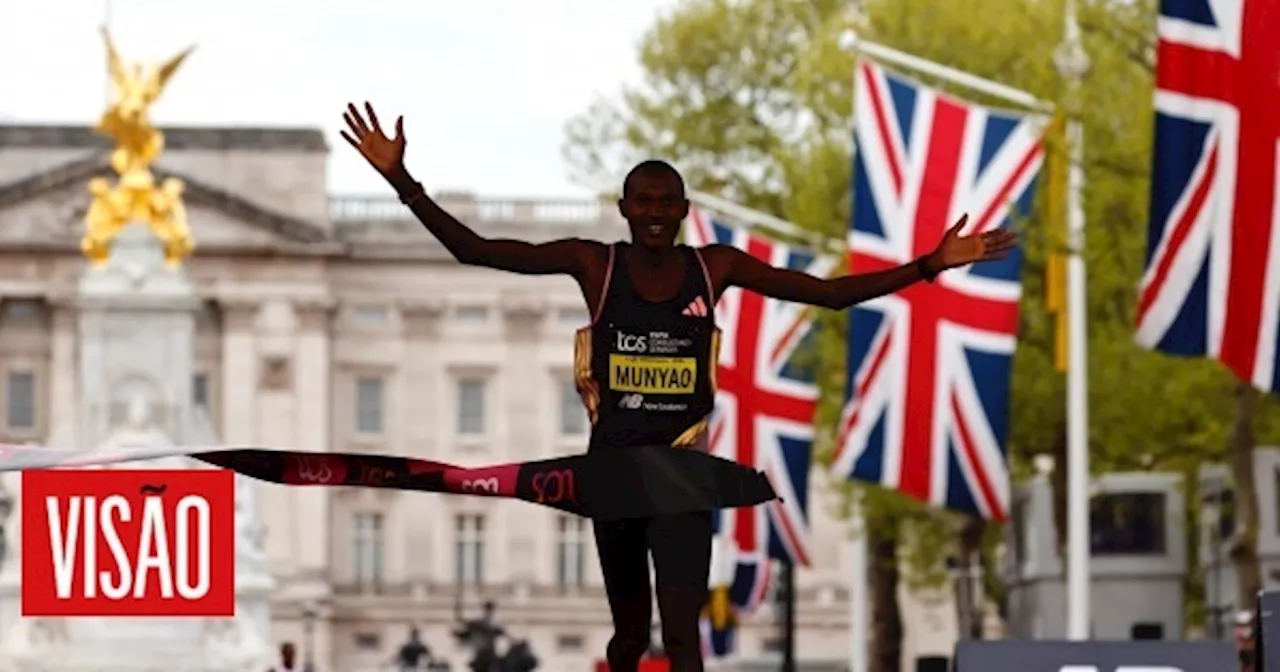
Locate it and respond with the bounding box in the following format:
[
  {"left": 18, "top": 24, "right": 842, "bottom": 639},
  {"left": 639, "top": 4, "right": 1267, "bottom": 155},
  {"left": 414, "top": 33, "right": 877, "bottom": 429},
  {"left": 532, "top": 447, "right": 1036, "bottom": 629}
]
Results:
[
  {"left": 1135, "top": 0, "right": 1280, "bottom": 394},
  {"left": 832, "top": 60, "right": 1047, "bottom": 520},
  {"left": 684, "top": 205, "right": 832, "bottom": 612}
]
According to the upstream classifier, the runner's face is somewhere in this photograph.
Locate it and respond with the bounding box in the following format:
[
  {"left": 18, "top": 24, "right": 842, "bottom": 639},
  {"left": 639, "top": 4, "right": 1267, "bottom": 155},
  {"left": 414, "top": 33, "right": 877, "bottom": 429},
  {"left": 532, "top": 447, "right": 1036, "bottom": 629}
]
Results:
[{"left": 620, "top": 173, "right": 689, "bottom": 251}]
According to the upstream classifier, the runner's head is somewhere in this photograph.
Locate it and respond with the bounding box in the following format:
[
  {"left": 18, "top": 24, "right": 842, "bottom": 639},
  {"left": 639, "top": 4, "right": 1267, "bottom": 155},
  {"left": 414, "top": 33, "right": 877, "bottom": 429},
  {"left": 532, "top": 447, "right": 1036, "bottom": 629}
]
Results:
[{"left": 619, "top": 159, "right": 689, "bottom": 252}]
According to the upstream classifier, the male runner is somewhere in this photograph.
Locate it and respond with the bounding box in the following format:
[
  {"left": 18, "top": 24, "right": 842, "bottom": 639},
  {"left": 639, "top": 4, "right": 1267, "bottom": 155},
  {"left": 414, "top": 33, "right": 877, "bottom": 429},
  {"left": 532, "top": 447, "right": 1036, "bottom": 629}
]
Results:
[{"left": 341, "top": 102, "right": 1015, "bottom": 672}]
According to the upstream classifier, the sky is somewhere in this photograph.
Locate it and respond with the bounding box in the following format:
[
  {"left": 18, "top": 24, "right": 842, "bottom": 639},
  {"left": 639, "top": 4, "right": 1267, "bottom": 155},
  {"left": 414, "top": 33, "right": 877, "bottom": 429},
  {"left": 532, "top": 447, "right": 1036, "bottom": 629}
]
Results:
[{"left": 0, "top": 0, "right": 679, "bottom": 198}]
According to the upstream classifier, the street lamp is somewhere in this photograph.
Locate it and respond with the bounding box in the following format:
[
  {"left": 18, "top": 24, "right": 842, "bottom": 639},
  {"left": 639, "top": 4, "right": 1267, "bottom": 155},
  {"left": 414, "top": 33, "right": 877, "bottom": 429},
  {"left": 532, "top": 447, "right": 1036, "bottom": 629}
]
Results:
[{"left": 301, "top": 599, "right": 320, "bottom": 672}]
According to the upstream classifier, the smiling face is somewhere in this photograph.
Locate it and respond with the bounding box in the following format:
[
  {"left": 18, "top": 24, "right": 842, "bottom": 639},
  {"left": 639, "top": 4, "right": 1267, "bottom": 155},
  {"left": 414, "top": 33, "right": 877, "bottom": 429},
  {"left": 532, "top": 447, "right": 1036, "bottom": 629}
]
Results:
[{"left": 618, "top": 162, "right": 690, "bottom": 252}]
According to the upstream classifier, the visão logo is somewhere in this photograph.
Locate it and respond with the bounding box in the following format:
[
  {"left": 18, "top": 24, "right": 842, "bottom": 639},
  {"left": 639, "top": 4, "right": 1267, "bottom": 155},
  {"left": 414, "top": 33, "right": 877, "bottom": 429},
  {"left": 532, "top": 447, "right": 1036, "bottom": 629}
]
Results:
[{"left": 21, "top": 468, "right": 235, "bottom": 617}]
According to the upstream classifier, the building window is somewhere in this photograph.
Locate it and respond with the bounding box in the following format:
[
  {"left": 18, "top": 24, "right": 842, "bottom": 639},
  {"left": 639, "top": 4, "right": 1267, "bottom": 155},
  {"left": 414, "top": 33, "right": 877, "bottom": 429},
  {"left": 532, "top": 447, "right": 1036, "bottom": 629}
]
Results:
[
  {"left": 353, "top": 633, "right": 382, "bottom": 651},
  {"left": 556, "top": 307, "right": 588, "bottom": 325},
  {"left": 455, "top": 306, "right": 489, "bottom": 323},
  {"left": 350, "top": 306, "right": 388, "bottom": 326},
  {"left": 1089, "top": 492, "right": 1167, "bottom": 556},
  {"left": 192, "top": 373, "right": 209, "bottom": 409},
  {"left": 558, "top": 379, "right": 586, "bottom": 436},
  {"left": 2, "top": 300, "right": 38, "bottom": 320},
  {"left": 557, "top": 515, "right": 586, "bottom": 588},
  {"left": 457, "top": 378, "right": 486, "bottom": 435},
  {"left": 5, "top": 372, "right": 35, "bottom": 431},
  {"left": 556, "top": 634, "right": 585, "bottom": 652},
  {"left": 352, "top": 512, "right": 385, "bottom": 584},
  {"left": 355, "top": 376, "right": 385, "bottom": 435},
  {"left": 455, "top": 514, "right": 485, "bottom": 584}
]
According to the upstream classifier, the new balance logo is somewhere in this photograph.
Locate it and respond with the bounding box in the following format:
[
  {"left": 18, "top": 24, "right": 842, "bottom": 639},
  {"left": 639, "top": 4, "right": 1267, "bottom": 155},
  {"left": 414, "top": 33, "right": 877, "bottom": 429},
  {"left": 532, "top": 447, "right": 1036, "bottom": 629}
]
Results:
[
  {"left": 681, "top": 296, "right": 709, "bottom": 317},
  {"left": 619, "top": 393, "right": 644, "bottom": 409}
]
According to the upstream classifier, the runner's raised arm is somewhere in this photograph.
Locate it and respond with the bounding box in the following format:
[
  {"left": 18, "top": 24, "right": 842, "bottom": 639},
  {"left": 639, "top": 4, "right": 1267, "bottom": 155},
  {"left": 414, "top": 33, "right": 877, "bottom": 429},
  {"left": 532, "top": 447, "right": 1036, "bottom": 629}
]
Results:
[{"left": 341, "top": 102, "right": 601, "bottom": 277}]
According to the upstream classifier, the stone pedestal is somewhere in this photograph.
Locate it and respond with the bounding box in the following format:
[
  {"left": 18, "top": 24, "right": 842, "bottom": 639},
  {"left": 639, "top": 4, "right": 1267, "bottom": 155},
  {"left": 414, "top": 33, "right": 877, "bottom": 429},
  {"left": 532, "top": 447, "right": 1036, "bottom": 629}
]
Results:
[{"left": 0, "top": 225, "right": 274, "bottom": 672}]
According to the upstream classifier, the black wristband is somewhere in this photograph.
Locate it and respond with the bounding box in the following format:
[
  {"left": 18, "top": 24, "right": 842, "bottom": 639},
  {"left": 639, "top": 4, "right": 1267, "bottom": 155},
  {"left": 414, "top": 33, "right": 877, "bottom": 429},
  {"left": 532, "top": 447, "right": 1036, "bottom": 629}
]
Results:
[
  {"left": 397, "top": 181, "right": 427, "bottom": 205},
  {"left": 916, "top": 255, "right": 938, "bottom": 283}
]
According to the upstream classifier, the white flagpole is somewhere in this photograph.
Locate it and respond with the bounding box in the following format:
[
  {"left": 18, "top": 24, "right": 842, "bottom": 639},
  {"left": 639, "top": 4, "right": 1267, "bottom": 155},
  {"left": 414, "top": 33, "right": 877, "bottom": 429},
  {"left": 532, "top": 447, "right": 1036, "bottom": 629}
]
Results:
[
  {"left": 841, "top": 35, "right": 1054, "bottom": 113},
  {"left": 1055, "top": 0, "right": 1092, "bottom": 641},
  {"left": 849, "top": 491, "right": 869, "bottom": 672},
  {"left": 688, "top": 190, "right": 842, "bottom": 258},
  {"left": 844, "top": 54, "right": 871, "bottom": 672}
]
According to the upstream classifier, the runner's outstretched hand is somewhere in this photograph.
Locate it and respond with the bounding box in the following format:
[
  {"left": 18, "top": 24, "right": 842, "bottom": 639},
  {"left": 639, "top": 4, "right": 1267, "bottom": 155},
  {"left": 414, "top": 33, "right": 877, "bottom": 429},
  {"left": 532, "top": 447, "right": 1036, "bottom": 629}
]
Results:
[
  {"left": 929, "top": 215, "right": 1019, "bottom": 270},
  {"left": 341, "top": 102, "right": 406, "bottom": 178}
]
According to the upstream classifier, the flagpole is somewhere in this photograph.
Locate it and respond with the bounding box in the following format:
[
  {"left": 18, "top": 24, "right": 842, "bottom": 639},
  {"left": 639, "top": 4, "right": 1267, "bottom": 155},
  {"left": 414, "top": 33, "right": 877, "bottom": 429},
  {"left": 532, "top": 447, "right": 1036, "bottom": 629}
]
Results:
[
  {"left": 781, "top": 559, "right": 797, "bottom": 672},
  {"left": 1055, "top": 0, "right": 1092, "bottom": 641},
  {"left": 849, "top": 491, "right": 868, "bottom": 672},
  {"left": 841, "top": 35, "right": 1054, "bottom": 114},
  {"left": 688, "top": 190, "right": 839, "bottom": 255}
]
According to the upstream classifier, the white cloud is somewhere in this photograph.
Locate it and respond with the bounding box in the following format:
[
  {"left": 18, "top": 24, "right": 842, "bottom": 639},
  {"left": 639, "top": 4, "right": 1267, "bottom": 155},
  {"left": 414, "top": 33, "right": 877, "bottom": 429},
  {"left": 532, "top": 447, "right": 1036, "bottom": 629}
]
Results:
[{"left": 0, "top": 0, "right": 676, "bottom": 197}]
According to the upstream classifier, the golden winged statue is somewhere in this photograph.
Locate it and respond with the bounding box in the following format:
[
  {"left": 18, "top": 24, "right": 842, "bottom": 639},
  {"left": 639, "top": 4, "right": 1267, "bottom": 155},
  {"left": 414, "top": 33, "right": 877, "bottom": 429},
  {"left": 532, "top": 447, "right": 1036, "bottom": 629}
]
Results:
[
  {"left": 83, "top": 27, "right": 197, "bottom": 267},
  {"left": 97, "top": 27, "right": 194, "bottom": 175}
]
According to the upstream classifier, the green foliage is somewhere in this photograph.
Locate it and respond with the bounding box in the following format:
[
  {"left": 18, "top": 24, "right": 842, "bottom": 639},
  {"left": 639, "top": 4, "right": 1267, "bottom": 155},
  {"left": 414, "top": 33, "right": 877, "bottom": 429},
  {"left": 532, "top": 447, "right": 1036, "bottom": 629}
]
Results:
[{"left": 562, "top": 0, "right": 1280, "bottom": 623}]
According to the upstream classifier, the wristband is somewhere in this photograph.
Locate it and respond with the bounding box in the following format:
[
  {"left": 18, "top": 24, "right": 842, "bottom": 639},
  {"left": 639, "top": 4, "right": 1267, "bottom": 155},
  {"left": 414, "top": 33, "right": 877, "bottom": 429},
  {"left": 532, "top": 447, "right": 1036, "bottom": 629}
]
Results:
[
  {"left": 398, "top": 182, "right": 427, "bottom": 206},
  {"left": 916, "top": 255, "right": 938, "bottom": 283}
]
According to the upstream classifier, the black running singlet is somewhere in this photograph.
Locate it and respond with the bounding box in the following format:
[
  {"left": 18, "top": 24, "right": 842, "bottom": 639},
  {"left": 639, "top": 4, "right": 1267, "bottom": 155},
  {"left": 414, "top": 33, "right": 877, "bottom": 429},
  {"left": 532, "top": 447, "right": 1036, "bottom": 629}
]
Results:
[{"left": 574, "top": 243, "right": 720, "bottom": 451}]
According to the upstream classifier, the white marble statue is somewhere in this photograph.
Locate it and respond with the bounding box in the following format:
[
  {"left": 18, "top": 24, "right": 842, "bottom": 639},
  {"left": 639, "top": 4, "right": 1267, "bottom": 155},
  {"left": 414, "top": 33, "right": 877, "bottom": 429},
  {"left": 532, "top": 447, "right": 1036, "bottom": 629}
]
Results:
[{"left": 234, "top": 471, "right": 268, "bottom": 571}]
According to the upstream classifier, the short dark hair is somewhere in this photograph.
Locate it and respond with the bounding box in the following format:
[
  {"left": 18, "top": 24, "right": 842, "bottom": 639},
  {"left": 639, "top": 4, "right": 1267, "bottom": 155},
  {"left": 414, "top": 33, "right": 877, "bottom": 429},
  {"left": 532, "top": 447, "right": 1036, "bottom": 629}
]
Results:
[{"left": 622, "top": 159, "right": 684, "bottom": 197}]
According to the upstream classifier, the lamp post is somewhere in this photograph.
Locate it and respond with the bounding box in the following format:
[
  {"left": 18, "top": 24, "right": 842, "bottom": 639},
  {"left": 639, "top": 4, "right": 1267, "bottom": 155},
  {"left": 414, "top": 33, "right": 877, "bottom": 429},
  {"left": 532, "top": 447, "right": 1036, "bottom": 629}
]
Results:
[{"left": 302, "top": 599, "right": 320, "bottom": 672}]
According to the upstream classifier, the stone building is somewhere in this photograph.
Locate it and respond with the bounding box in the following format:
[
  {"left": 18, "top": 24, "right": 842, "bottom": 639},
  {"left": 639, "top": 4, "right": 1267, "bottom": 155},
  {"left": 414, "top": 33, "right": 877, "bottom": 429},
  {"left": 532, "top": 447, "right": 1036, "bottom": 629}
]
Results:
[{"left": 0, "top": 123, "right": 958, "bottom": 671}]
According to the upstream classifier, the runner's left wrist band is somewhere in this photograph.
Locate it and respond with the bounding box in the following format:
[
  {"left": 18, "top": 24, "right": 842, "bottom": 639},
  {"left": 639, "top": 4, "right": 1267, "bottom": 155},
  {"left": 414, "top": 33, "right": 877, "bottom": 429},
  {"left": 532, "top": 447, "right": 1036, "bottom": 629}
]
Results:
[
  {"left": 916, "top": 255, "right": 938, "bottom": 283},
  {"left": 399, "top": 182, "right": 427, "bottom": 206}
]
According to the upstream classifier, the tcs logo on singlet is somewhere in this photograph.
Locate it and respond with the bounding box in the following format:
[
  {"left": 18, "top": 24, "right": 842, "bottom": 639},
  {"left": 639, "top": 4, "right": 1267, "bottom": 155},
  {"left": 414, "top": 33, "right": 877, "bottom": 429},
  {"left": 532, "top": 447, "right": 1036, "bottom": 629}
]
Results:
[
  {"left": 615, "top": 332, "right": 648, "bottom": 353},
  {"left": 610, "top": 331, "right": 696, "bottom": 395}
]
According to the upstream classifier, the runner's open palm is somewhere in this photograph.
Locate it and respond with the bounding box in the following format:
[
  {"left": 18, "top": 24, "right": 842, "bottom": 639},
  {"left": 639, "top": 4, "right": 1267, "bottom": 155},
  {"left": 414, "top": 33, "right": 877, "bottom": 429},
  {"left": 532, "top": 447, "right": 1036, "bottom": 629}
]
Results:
[
  {"left": 341, "top": 102, "right": 405, "bottom": 177},
  {"left": 932, "top": 215, "right": 1019, "bottom": 269}
]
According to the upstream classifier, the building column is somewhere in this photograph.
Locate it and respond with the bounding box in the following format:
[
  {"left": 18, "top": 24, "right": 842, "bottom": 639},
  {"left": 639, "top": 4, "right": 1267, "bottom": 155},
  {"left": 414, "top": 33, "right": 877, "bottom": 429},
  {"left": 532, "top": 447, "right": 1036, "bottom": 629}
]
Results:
[
  {"left": 219, "top": 301, "right": 259, "bottom": 445},
  {"left": 220, "top": 300, "right": 289, "bottom": 581},
  {"left": 397, "top": 298, "right": 446, "bottom": 585},
  {"left": 500, "top": 295, "right": 547, "bottom": 462},
  {"left": 500, "top": 295, "right": 547, "bottom": 588},
  {"left": 47, "top": 300, "right": 78, "bottom": 447},
  {"left": 292, "top": 300, "right": 334, "bottom": 587}
]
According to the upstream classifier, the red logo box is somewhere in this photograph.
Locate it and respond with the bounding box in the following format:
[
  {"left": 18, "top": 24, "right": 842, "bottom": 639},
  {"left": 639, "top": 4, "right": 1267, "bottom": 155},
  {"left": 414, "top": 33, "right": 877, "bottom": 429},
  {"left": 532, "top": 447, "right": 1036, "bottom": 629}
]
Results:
[{"left": 21, "top": 468, "right": 235, "bottom": 617}]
